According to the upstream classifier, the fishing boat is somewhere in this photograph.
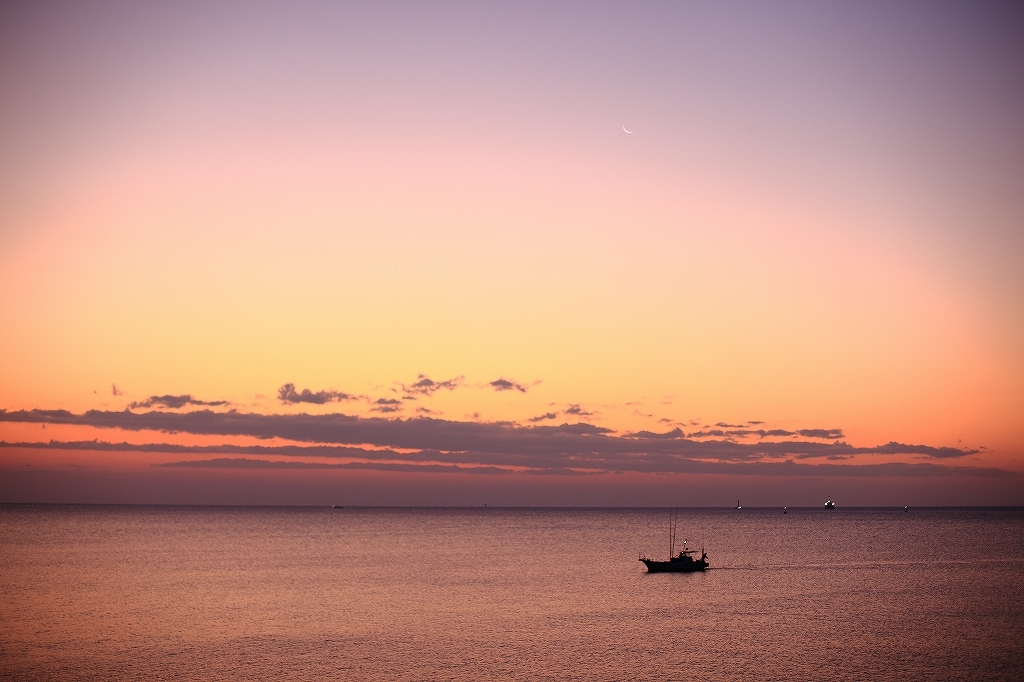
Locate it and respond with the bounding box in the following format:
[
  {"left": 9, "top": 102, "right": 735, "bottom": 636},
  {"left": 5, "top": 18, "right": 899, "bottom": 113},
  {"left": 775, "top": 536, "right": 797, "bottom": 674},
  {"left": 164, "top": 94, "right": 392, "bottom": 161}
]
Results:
[
  {"left": 639, "top": 508, "right": 709, "bottom": 573},
  {"left": 824, "top": 498, "right": 835, "bottom": 509}
]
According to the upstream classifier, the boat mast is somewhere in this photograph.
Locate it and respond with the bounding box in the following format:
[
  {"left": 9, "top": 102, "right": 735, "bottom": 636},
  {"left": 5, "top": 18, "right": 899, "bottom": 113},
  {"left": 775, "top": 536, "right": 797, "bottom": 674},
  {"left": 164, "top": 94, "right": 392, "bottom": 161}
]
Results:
[{"left": 668, "top": 505, "right": 673, "bottom": 557}]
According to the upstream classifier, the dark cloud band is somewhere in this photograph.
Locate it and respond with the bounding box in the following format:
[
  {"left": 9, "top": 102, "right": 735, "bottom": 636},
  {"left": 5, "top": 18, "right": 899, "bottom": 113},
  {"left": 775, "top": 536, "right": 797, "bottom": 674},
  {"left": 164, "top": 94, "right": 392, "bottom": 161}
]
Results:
[
  {"left": 0, "top": 440, "right": 1009, "bottom": 479},
  {"left": 0, "top": 409, "right": 981, "bottom": 471}
]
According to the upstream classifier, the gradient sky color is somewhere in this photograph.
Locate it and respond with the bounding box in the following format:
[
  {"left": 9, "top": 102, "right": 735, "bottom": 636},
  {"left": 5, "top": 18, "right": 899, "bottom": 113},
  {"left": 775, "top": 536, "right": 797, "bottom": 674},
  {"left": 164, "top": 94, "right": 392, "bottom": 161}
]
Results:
[{"left": 1, "top": 1, "right": 1021, "bottom": 505}]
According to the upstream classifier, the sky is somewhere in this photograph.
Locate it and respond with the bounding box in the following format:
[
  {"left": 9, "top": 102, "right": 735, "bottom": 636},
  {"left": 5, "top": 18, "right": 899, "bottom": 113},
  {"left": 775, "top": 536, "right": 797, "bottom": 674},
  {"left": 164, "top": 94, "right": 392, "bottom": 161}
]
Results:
[{"left": 1, "top": 0, "right": 1022, "bottom": 506}]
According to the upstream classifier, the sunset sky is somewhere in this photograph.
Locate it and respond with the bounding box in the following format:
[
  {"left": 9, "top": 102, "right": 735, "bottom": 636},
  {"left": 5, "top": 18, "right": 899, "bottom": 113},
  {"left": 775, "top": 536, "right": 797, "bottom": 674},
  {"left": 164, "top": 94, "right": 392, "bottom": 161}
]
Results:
[{"left": 1, "top": 1, "right": 1021, "bottom": 505}]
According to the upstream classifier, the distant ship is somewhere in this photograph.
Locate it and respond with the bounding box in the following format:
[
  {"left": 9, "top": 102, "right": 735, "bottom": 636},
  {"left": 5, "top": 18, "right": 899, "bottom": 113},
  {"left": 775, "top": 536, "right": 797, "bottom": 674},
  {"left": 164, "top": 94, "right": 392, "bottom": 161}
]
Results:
[
  {"left": 639, "top": 508, "right": 709, "bottom": 573},
  {"left": 825, "top": 498, "right": 835, "bottom": 509},
  {"left": 736, "top": 500, "right": 742, "bottom": 509}
]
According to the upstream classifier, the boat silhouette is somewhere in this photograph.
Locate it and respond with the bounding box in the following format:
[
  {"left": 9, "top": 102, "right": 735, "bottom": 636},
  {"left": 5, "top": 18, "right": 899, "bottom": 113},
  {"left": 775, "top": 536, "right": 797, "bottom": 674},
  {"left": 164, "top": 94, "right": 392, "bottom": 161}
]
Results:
[{"left": 639, "top": 508, "right": 708, "bottom": 573}]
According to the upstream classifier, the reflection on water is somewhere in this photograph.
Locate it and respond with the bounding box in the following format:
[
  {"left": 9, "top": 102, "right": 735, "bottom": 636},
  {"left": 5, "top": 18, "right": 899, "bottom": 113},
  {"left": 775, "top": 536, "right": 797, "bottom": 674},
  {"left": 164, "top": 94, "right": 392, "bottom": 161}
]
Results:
[{"left": 1, "top": 506, "right": 1022, "bottom": 681}]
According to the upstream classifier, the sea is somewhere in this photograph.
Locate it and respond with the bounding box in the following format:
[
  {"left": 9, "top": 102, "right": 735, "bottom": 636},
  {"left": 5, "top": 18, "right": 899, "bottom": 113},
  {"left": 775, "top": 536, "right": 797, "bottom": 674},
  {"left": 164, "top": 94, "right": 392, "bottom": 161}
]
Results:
[{"left": 1, "top": 505, "right": 1022, "bottom": 681}]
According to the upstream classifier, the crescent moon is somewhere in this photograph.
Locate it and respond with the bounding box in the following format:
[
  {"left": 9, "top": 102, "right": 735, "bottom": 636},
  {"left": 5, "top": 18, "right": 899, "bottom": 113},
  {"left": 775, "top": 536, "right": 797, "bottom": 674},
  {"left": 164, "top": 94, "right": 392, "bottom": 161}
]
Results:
[{"left": 623, "top": 126, "right": 633, "bottom": 134}]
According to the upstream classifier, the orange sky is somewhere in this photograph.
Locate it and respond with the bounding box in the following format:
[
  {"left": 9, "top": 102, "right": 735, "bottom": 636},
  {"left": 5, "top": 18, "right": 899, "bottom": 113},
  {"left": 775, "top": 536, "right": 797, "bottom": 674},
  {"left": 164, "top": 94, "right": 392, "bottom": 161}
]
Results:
[{"left": 1, "top": 2, "right": 1021, "bottom": 504}]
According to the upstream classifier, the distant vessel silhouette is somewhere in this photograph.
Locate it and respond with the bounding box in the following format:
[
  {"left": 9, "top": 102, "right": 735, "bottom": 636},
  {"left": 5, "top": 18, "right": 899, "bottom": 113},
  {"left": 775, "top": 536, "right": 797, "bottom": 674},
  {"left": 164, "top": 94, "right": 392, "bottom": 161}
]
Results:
[
  {"left": 736, "top": 500, "right": 742, "bottom": 509},
  {"left": 640, "top": 508, "right": 708, "bottom": 573},
  {"left": 825, "top": 498, "right": 835, "bottom": 509}
]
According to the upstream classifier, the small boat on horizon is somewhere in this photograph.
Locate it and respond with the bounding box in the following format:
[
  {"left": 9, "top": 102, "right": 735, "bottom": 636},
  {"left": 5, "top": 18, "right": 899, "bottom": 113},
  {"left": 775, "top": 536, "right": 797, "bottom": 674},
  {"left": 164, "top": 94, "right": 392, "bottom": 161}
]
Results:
[{"left": 825, "top": 498, "right": 835, "bottom": 509}]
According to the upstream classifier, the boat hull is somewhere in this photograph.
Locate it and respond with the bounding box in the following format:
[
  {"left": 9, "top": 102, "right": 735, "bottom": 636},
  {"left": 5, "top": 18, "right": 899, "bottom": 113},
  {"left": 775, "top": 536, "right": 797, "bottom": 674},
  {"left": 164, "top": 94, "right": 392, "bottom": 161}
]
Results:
[{"left": 641, "top": 558, "right": 707, "bottom": 573}]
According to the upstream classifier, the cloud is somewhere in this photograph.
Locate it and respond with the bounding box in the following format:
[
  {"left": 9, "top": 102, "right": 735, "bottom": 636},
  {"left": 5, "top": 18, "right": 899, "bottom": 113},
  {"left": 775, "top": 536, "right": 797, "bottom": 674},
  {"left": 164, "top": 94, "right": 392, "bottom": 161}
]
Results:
[
  {"left": 626, "top": 428, "right": 685, "bottom": 440},
  {"left": 154, "top": 457, "right": 1012, "bottom": 478},
  {"left": 687, "top": 427, "right": 800, "bottom": 439},
  {"left": 0, "top": 439, "right": 1009, "bottom": 479},
  {"left": 867, "top": 441, "right": 985, "bottom": 460},
  {"left": 278, "top": 383, "right": 354, "bottom": 405},
  {"left": 564, "top": 404, "right": 593, "bottom": 417},
  {"left": 716, "top": 429, "right": 759, "bottom": 438},
  {"left": 489, "top": 378, "right": 528, "bottom": 393},
  {"left": 0, "top": 409, "right": 981, "bottom": 476},
  {"left": 528, "top": 412, "right": 558, "bottom": 422},
  {"left": 372, "top": 398, "right": 403, "bottom": 412},
  {"left": 715, "top": 422, "right": 745, "bottom": 428},
  {"left": 111, "top": 384, "right": 122, "bottom": 396},
  {"left": 129, "top": 395, "right": 229, "bottom": 410},
  {"left": 797, "top": 429, "right": 845, "bottom": 440},
  {"left": 401, "top": 374, "right": 463, "bottom": 397},
  {"left": 157, "top": 457, "right": 511, "bottom": 475},
  {"left": 2, "top": 439, "right": 389, "bottom": 457}
]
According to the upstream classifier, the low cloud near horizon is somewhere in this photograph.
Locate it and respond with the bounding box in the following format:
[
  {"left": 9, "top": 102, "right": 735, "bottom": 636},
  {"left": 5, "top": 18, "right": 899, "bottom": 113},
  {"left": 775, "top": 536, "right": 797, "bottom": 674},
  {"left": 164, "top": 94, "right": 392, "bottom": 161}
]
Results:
[
  {"left": 0, "top": 438, "right": 1010, "bottom": 479},
  {"left": 0, "top": 409, "right": 992, "bottom": 478},
  {"left": 129, "top": 395, "right": 228, "bottom": 410}
]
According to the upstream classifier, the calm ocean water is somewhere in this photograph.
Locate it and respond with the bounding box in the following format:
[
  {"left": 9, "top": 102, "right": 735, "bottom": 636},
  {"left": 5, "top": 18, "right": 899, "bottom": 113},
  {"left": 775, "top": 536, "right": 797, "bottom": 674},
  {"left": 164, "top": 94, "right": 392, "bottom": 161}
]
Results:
[{"left": 1, "top": 505, "right": 1022, "bottom": 681}]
